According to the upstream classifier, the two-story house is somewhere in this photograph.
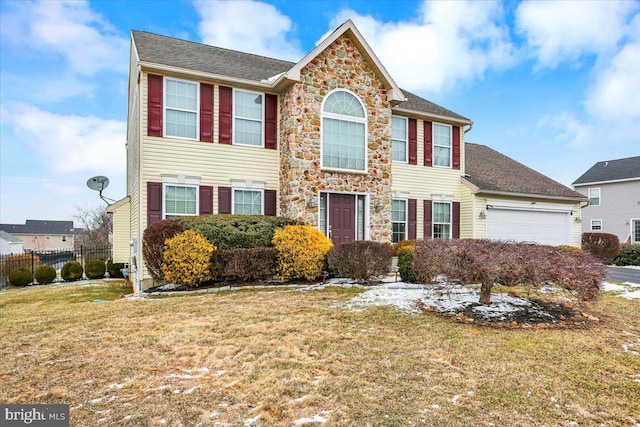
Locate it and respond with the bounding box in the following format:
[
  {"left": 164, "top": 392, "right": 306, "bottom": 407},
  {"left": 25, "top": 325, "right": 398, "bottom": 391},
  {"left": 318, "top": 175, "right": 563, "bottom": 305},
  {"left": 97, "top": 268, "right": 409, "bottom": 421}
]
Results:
[
  {"left": 113, "top": 20, "right": 585, "bottom": 291},
  {"left": 0, "top": 220, "right": 74, "bottom": 251},
  {"left": 573, "top": 156, "right": 640, "bottom": 244}
]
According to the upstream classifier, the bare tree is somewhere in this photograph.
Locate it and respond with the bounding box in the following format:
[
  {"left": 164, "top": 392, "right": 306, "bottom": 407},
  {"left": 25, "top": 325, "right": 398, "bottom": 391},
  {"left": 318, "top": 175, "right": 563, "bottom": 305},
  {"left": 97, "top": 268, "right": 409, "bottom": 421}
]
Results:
[{"left": 73, "top": 205, "right": 112, "bottom": 248}]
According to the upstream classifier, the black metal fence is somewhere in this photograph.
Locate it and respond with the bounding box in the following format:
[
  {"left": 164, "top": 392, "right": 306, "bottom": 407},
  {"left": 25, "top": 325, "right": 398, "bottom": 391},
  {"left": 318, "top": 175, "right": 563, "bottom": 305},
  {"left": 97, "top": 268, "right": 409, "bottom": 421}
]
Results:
[{"left": 0, "top": 246, "right": 112, "bottom": 287}]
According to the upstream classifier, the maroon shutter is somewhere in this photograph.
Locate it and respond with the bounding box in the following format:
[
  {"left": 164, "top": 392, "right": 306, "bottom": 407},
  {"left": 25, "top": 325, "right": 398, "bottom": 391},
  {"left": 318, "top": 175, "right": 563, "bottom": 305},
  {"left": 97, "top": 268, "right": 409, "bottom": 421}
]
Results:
[
  {"left": 408, "top": 118, "right": 417, "bottom": 165},
  {"left": 218, "top": 186, "right": 231, "bottom": 214},
  {"left": 408, "top": 198, "right": 417, "bottom": 240},
  {"left": 200, "top": 83, "right": 214, "bottom": 142},
  {"left": 199, "top": 185, "right": 213, "bottom": 215},
  {"left": 452, "top": 126, "right": 460, "bottom": 170},
  {"left": 264, "top": 94, "right": 277, "bottom": 149},
  {"left": 148, "top": 74, "right": 163, "bottom": 137},
  {"left": 424, "top": 121, "right": 433, "bottom": 167},
  {"left": 452, "top": 201, "right": 460, "bottom": 239},
  {"left": 423, "top": 200, "right": 432, "bottom": 239},
  {"left": 264, "top": 190, "right": 277, "bottom": 216},
  {"left": 219, "top": 86, "right": 232, "bottom": 144},
  {"left": 147, "top": 182, "right": 163, "bottom": 226}
]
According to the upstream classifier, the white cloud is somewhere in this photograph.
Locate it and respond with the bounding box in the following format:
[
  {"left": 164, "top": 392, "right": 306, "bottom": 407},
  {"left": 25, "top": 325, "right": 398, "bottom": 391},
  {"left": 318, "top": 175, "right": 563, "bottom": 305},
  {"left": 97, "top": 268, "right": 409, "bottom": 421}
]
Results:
[
  {"left": 538, "top": 112, "right": 594, "bottom": 148},
  {"left": 515, "top": 0, "right": 637, "bottom": 68},
  {"left": 2, "top": 103, "right": 126, "bottom": 176},
  {"left": 0, "top": 0, "right": 128, "bottom": 75},
  {"left": 321, "top": 1, "right": 515, "bottom": 93},
  {"left": 194, "top": 0, "right": 304, "bottom": 61}
]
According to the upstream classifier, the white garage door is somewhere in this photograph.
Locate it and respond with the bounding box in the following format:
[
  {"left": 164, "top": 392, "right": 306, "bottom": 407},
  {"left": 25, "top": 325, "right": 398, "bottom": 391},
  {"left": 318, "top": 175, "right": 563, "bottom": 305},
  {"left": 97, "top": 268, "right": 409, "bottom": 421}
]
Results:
[{"left": 486, "top": 209, "right": 571, "bottom": 246}]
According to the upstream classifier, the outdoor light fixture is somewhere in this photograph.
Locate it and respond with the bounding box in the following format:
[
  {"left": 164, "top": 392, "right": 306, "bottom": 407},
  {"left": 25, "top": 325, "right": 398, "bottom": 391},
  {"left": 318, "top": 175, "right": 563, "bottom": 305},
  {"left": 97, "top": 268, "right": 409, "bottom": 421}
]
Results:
[
  {"left": 307, "top": 198, "right": 317, "bottom": 208},
  {"left": 479, "top": 209, "right": 487, "bottom": 219},
  {"left": 574, "top": 217, "right": 582, "bottom": 223},
  {"left": 375, "top": 201, "right": 383, "bottom": 213}
]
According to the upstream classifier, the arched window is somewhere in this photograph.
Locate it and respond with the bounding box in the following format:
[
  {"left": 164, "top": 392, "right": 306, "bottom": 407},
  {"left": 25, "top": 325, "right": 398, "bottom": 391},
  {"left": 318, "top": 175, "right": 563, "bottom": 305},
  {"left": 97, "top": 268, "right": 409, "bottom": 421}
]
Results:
[{"left": 321, "top": 90, "right": 367, "bottom": 171}]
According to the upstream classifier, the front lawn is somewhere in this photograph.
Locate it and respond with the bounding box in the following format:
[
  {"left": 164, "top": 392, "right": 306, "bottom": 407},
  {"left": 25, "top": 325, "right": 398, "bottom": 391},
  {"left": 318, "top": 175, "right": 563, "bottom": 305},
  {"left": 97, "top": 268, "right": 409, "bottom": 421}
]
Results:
[{"left": 0, "top": 281, "right": 638, "bottom": 426}]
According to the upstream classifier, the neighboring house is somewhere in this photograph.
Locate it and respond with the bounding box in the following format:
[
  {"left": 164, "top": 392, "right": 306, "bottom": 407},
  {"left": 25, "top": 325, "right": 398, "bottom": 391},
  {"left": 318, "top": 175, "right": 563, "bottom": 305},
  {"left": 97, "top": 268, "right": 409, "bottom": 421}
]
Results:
[
  {"left": 572, "top": 156, "right": 640, "bottom": 244},
  {"left": 0, "top": 220, "right": 74, "bottom": 251},
  {"left": 462, "top": 144, "right": 586, "bottom": 246},
  {"left": 0, "top": 230, "right": 24, "bottom": 255},
  {"left": 112, "top": 20, "right": 583, "bottom": 291}
]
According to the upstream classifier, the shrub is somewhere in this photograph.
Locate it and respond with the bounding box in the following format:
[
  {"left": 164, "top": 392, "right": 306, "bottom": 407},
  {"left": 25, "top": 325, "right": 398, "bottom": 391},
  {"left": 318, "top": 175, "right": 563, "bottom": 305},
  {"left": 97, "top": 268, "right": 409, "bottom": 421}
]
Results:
[
  {"left": 211, "top": 247, "right": 277, "bottom": 282},
  {"left": 179, "top": 214, "right": 296, "bottom": 250},
  {"left": 613, "top": 244, "right": 640, "bottom": 266},
  {"left": 61, "top": 261, "right": 83, "bottom": 282},
  {"left": 328, "top": 241, "right": 392, "bottom": 281},
  {"left": 1, "top": 253, "right": 39, "bottom": 277},
  {"left": 272, "top": 225, "right": 333, "bottom": 280},
  {"left": 162, "top": 230, "right": 215, "bottom": 287},
  {"left": 582, "top": 232, "right": 620, "bottom": 263},
  {"left": 85, "top": 260, "right": 106, "bottom": 279},
  {"left": 397, "top": 245, "right": 416, "bottom": 283},
  {"left": 8, "top": 268, "right": 33, "bottom": 286},
  {"left": 106, "top": 260, "right": 125, "bottom": 278},
  {"left": 142, "top": 219, "right": 184, "bottom": 280},
  {"left": 391, "top": 239, "right": 416, "bottom": 257},
  {"left": 35, "top": 265, "right": 57, "bottom": 285}
]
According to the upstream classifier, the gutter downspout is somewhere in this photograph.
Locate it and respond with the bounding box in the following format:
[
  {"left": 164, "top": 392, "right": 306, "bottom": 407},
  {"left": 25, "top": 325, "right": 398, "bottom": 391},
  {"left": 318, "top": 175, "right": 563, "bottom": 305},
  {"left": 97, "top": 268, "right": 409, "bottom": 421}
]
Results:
[{"left": 464, "top": 122, "right": 474, "bottom": 134}]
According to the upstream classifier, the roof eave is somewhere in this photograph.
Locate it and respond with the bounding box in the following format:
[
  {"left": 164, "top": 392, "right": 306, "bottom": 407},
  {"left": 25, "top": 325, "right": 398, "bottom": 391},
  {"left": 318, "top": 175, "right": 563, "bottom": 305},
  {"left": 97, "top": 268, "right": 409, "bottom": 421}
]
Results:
[
  {"left": 470, "top": 187, "right": 587, "bottom": 203},
  {"left": 572, "top": 176, "right": 640, "bottom": 186},
  {"left": 392, "top": 106, "right": 473, "bottom": 126}
]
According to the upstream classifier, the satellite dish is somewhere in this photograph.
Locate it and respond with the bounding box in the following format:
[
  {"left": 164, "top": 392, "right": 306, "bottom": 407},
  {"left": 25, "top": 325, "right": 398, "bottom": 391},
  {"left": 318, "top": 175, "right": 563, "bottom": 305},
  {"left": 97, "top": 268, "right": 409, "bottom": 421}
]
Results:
[{"left": 87, "top": 176, "right": 114, "bottom": 204}]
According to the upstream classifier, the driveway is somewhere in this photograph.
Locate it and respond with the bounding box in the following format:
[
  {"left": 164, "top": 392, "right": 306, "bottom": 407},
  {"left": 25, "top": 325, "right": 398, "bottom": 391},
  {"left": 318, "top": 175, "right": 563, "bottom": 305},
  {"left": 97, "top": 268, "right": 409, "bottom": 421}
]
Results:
[{"left": 607, "top": 266, "right": 640, "bottom": 284}]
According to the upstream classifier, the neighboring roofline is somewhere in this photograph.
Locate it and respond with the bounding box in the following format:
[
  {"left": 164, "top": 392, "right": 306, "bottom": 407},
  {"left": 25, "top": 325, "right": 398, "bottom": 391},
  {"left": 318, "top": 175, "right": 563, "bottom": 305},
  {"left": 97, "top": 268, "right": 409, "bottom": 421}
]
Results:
[
  {"left": 572, "top": 176, "right": 640, "bottom": 186},
  {"left": 392, "top": 106, "right": 473, "bottom": 126},
  {"left": 462, "top": 177, "right": 587, "bottom": 202},
  {"left": 107, "top": 196, "right": 131, "bottom": 213},
  {"left": 283, "top": 20, "right": 406, "bottom": 105}
]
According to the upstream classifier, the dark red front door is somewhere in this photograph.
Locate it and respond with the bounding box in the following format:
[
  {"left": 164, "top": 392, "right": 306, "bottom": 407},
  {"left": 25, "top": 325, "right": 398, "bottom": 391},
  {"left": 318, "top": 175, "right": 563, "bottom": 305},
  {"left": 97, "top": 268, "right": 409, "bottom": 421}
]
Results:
[{"left": 329, "top": 194, "right": 355, "bottom": 244}]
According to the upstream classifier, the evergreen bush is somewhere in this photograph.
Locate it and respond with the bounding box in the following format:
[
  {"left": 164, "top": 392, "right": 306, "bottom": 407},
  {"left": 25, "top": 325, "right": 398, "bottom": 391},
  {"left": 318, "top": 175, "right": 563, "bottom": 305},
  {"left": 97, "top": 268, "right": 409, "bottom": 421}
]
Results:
[
  {"left": 61, "top": 261, "right": 83, "bottom": 282},
  {"left": 35, "top": 265, "right": 57, "bottom": 285},
  {"left": 162, "top": 230, "right": 215, "bottom": 287},
  {"left": 613, "top": 244, "right": 640, "bottom": 266},
  {"left": 106, "top": 259, "right": 125, "bottom": 278},
  {"left": 397, "top": 245, "right": 416, "bottom": 283},
  {"left": 272, "top": 225, "right": 333, "bottom": 280},
  {"left": 85, "top": 260, "right": 106, "bottom": 279},
  {"left": 8, "top": 268, "right": 33, "bottom": 286}
]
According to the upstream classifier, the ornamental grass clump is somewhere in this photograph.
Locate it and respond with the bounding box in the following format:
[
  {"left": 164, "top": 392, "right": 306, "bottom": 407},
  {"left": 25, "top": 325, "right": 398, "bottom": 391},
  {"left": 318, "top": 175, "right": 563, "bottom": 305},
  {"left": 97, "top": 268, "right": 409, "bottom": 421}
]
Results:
[
  {"left": 161, "top": 230, "right": 215, "bottom": 287},
  {"left": 272, "top": 225, "right": 333, "bottom": 280}
]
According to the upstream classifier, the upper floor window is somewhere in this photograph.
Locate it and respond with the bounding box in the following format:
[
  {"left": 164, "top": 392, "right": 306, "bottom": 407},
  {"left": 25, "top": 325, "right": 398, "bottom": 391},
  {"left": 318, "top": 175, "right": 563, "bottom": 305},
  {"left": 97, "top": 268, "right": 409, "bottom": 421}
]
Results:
[
  {"left": 322, "top": 90, "right": 367, "bottom": 171},
  {"left": 233, "top": 189, "right": 263, "bottom": 215},
  {"left": 234, "top": 90, "right": 263, "bottom": 146},
  {"left": 433, "top": 123, "right": 452, "bottom": 167},
  {"left": 590, "top": 219, "right": 602, "bottom": 231},
  {"left": 165, "top": 78, "right": 198, "bottom": 139},
  {"left": 391, "top": 116, "right": 407, "bottom": 162},
  {"left": 62, "top": 235, "right": 67, "bottom": 242},
  {"left": 392, "top": 199, "right": 407, "bottom": 243},
  {"left": 588, "top": 188, "right": 600, "bottom": 206},
  {"left": 433, "top": 201, "right": 452, "bottom": 239},
  {"left": 632, "top": 219, "right": 640, "bottom": 244},
  {"left": 164, "top": 184, "right": 198, "bottom": 218}
]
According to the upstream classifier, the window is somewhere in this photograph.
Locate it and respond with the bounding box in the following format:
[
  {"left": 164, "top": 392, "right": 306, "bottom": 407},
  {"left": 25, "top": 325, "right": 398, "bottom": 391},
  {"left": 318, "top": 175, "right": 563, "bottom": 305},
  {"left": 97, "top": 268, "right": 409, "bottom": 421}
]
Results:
[
  {"left": 322, "top": 90, "right": 367, "bottom": 171},
  {"left": 632, "top": 219, "right": 640, "bottom": 244},
  {"left": 234, "top": 90, "right": 263, "bottom": 146},
  {"left": 164, "top": 184, "right": 198, "bottom": 218},
  {"left": 433, "top": 123, "right": 452, "bottom": 167},
  {"left": 165, "top": 78, "right": 198, "bottom": 139},
  {"left": 590, "top": 219, "right": 602, "bottom": 231},
  {"left": 433, "top": 202, "right": 452, "bottom": 239},
  {"left": 391, "top": 116, "right": 407, "bottom": 162},
  {"left": 62, "top": 235, "right": 67, "bottom": 242},
  {"left": 588, "top": 188, "right": 600, "bottom": 206},
  {"left": 233, "top": 189, "right": 262, "bottom": 215},
  {"left": 45, "top": 235, "right": 51, "bottom": 240},
  {"left": 392, "top": 199, "right": 407, "bottom": 243}
]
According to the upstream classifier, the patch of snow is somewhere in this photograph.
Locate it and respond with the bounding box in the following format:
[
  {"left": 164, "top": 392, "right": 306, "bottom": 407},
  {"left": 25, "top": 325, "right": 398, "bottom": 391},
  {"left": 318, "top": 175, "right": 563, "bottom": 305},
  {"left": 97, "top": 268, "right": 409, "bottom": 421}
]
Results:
[
  {"left": 622, "top": 266, "right": 640, "bottom": 270},
  {"left": 184, "top": 386, "right": 197, "bottom": 394},
  {"left": 209, "top": 411, "right": 220, "bottom": 418},
  {"left": 213, "top": 370, "right": 226, "bottom": 377},
  {"left": 89, "top": 397, "right": 104, "bottom": 404},
  {"left": 172, "top": 389, "right": 181, "bottom": 394},
  {"left": 451, "top": 394, "right": 460, "bottom": 405},
  {"left": 602, "top": 282, "right": 627, "bottom": 292},
  {"left": 159, "top": 419, "right": 167, "bottom": 425},
  {"left": 293, "top": 411, "right": 330, "bottom": 425},
  {"left": 431, "top": 404, "right": 440, "bottom": 409},
  {"left": 107, "top": 383, "right": 124, "bottom": 390},
  {"left": 167, "top": 373, "right": 195, "bottom": 379},
  {"left": 466, "top": 391, "right": 474, "bottom": 396},
  {"left": 567, "top": 422, "right": 579, "bottom": 426},
  {"left": 157, "top": 283, "right": 183, "bottom": 291},
  {"left": 97, "top": 418, "right": 108, "bottom": 424},
  {"left": 244, "top": 415, "right": 260, "bottom": 426},
  {"left": 124, "top": 415, "right": 132, "bottom": 421},
  {"left": 622, "top": 290, "right": 640, "bottom": 300},
  {"left": 290, "top": 395, "right": 308, "bottom": 403}
]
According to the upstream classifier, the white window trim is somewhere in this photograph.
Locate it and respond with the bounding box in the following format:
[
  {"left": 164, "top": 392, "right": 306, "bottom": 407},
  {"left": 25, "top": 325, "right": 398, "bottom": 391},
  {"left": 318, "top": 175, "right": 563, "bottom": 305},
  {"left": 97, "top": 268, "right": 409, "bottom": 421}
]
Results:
[
  {"left": 588, "top": 187, "right": 601, "bottom": 206},
  {"left": 320, "top": 88, "right": 368, "bottom": 173},
  {"left": 590, "top": 219, "right": 603, "bottom": 231},
  {"left": 162, "top": 182, "right": 199, "bottom": 219},
  {"left": 433, "top": 201, "right": 452, "bottom": 240},
  {"left": 163, "top": 77, "right": 200, "bottom": 141},
  {"left": 432, "top": 122, "right": 452, "bottom": 168},
  {"left": 392, "top": 198, "right": 408, "bottom": 242},
  {"left": 231, "top": 187, "right": 264, "bottom": 215},
  {"left": 232, "top": 88, "right": 265, "bottom": 147},
  {"left": 391, "top": 115, "right": 408, "bottom": 164},
  {"left": 631, "top": 218, "right": 640, "bottom": 244}
]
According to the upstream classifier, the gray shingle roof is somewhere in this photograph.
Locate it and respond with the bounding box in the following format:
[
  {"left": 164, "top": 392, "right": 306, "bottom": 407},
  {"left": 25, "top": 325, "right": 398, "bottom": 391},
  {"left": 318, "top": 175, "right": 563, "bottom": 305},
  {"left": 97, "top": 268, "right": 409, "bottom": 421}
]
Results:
[
  {"left": 0, "top": 220, "right": 74, "bottom": 235},
  {"left": 465, "top": 143, "right": 586, "bottom": 200},
  {"left": 0, "top": 230, "right": 23, "bottom": 243},
  {"left": 131, "top": 30, "right": 468, "bottom": 121},
  {"left": 572, "top": 156, "right": 640, "bottom": 185}
]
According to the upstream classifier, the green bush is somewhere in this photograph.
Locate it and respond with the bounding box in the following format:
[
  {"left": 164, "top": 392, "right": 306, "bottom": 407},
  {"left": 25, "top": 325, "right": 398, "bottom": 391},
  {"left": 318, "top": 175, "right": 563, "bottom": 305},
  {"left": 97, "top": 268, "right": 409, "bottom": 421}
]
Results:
[
  {"left": 272, "top": 225, "right": 333, "bottom": 280},
  {"left": 211, "top": 247, "right": 277, "bottom": 282},
  {"left": 179, "top": 214, "right": 296, "bottom": 250},
  {"left": 8, "top": 268, "right": 33, "bottom": 286},
  {"left": 582, "top": 232, "right": 620, "bottom": 263},
  {"left": 106, "top": 260, "right": 125, "bottom": 278},
  {"left": 162, "top": 230, "right": 215, "bottom": 287},
  {"left": 35, "top": 265, "right": 57, "bottom": 285},
  {"left": 397, "top": 245, "right": 416, "bottom": 283},
  {"left": 614, "top": 244, "right": 640, "bottom": 266},
  {"left": 327, "top": 241, "right": 392, "bottom": 280},
  {"left": 85, "top": 260, "right": 106, "bottom": 279},
  {"left": 61, "top": 261, "right": 83, "bottom": 282}
]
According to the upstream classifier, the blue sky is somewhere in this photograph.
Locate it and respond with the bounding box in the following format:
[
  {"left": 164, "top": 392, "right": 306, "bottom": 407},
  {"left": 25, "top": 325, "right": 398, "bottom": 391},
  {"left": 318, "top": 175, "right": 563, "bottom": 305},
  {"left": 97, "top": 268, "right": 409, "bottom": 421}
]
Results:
[{"left": 1, "top": 0, "right": 638, "bottom": 225}]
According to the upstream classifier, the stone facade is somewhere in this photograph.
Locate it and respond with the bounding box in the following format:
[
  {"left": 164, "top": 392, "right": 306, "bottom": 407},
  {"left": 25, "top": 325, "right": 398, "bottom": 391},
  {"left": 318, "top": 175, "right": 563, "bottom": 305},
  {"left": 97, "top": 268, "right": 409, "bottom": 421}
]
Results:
[{"left": 279, "top": 35, "right": 393, "bottom": 242}]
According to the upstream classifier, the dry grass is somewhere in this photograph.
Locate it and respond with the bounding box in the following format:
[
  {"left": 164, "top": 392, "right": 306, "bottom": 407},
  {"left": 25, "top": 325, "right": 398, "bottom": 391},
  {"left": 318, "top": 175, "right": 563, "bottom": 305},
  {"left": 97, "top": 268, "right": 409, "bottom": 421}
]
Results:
[{"left": 1, "top": 281, "right": 639, "bottom": 426}]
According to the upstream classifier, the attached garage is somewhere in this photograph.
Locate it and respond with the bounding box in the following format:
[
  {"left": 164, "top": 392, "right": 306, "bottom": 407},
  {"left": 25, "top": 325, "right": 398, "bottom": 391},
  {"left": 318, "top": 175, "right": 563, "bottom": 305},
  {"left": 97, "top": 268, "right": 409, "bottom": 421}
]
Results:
[{"left": 486, "top": 207, "right": 571, "bottom": 246}]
